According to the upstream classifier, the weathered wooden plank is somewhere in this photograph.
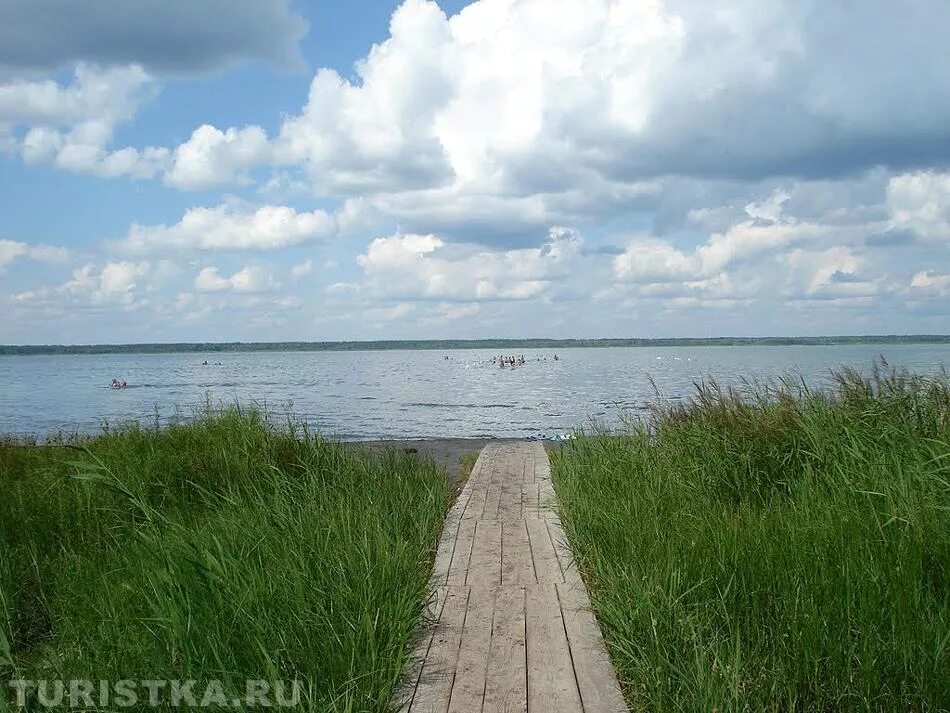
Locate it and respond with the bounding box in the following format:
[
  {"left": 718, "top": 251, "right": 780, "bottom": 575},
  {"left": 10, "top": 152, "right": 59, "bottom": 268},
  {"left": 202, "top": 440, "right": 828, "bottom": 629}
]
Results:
[
  {"left": 501, "top": 520, "right": 535, "bottom": 586},
  {"left": 532, "top": 443, "right": 549, "bottom": 481},
  {"left": 526, "top": 517, "right": 564, "bottom": 584},
  {"left": 483, "top": 484, "right": 502, "bottom": 519},
  {"left": 557, "top": 583, "right": 628, "bottom": 713},
  {"left": 466, "top": 519, "right": 502, "bottom": 587},
  {"left": 497, "top": 460, "right": 525, "bottom": 521},
  {"left": 523, "top": 482, "right": 540, "bottom": 519},
  {"left": 409, "top": 586, "right": 470, "bottom": 713},
  {"left": 431, "top": 516, "right": 462, "bottom": 587},
  {"left": 446, "top": 518, "right": 477, "bottom": 586},
  {"left": 483, "top": 586, "right": 527, "bottom": 713},
  {"left": 447, "top": 586, "right": 495, "bottom": 712},
  {"left": 396, "top": 441, "right": 628, "bottom": 713},
  {"left": 393, "top": 587, "right": 452, "bottom": 711},
  {"left": 525, "top": 583, "right": 583, "bottom": 713},
  {"left": 462, "top": 479, "right": 488, "bottom": 520}
]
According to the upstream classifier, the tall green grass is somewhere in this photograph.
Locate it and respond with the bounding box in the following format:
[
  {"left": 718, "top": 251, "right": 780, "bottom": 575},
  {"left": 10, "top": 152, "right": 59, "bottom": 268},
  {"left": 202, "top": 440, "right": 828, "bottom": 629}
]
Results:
[
  {"left": 0, "top": 408, "right": 451, "bottom": 711},
  {"left": 553, "top": 363, "right": 949, "bottom": 711}
]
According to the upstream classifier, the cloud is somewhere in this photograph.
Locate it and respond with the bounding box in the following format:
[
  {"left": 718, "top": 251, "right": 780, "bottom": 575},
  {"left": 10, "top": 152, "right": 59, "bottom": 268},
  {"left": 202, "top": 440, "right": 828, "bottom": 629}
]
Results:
[
  {"left": 364, "top": 303, "right": 415, "bottom": 321},
  {"left": 3, "top": 64, "right": 169, "bottom": 178},
  {"left": 0, "top": 64, "right": 152, "bottom": 124},
  {"left": 613, "top": 190, "right": 846, "bottom": 283},
  {"left": 165, "top": 124, "right": 271, "bottom": 190},
  {"left": 910, "top": 270, "right": 950, "bottom": 297},
  {"left": 435, "top": 302, "right": 480, "bottom": 319},
  {"left": 887, "top": 171, "right": 950, "bottom": 242},
  {"left": 0, "top": 239, "right": 68, "bottom": 271},
  {"left": 0, "top": 0, "right": 307, "bottom": 77},
  {"left": 13, "top": 260, "right": 151, "bottom": 308},
  {"left": 150, "top": 0, "right": 949, "bottom": 247},
  {"left": 117, "top": 204, "right": 337, "bottom": 254},
  {"left": 194, "top": 265, "right": 278, "bottom": 294},
  {"left": 7, "top": 0, "right": 948, "bottom": 257},
  {"left": 290, "top": 259, "right": 313, "bottom": 280},
  {"left": 356, "top": 226, "right": 583, "bottom": 300}
]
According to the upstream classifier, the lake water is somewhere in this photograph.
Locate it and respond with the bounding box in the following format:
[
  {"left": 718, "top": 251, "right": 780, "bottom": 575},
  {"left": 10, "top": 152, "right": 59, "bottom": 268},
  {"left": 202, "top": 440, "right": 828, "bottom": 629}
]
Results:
[{"left": 1, "top": 345, "right": 948, "bottom": 439}]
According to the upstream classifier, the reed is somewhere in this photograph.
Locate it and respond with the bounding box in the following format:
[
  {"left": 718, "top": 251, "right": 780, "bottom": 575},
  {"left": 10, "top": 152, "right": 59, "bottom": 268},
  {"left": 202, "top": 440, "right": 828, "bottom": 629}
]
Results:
[
  {"left": 0, "top": 408, "right": 451, "bottom": 712},
  {"left": 552, "top": 362, "right": 949, "bottom": 711}
]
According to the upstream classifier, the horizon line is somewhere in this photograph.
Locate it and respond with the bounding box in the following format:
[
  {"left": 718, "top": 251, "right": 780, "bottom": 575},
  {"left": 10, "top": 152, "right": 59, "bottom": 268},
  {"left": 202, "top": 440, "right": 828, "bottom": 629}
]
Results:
[{"left": 2, "top": 333, "right": 949, "bottom": 355}]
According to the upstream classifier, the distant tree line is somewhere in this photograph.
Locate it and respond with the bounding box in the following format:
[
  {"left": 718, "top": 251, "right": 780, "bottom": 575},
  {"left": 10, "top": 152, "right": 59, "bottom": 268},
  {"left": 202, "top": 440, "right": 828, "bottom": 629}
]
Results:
[{"left": 1, "top": 335, "right": 948, "bottom": 356}]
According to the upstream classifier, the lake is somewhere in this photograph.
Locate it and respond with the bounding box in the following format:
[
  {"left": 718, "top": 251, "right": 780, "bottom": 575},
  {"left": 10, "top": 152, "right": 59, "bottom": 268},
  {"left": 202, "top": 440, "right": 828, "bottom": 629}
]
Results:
[{"left": 1, "top": 344, "right": 948, "bottom": 439}]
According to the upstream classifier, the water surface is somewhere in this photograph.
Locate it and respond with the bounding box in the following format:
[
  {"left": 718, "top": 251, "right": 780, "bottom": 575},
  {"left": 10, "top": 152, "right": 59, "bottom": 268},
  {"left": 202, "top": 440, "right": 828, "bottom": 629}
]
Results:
[{"left": 1, "top": 345, "right": 947, "bottom": 439}]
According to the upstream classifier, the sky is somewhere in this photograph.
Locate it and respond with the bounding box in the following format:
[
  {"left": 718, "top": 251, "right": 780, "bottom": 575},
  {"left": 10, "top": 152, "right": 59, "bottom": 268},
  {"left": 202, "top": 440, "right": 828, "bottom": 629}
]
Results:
[{"left": 1, "top": 0, "right": 949, "bottom": 344}]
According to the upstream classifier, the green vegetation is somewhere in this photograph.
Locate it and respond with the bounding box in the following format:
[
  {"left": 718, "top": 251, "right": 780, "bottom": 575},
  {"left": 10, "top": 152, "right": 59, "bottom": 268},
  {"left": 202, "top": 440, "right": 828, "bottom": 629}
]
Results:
[
  {"left": 0, "top": 409, "right": 451, "bottom": 711},
  {"left": 1, "top": 334, "right": 949, "bottom": 356},
  {"left": 456, "top": 451, "right": 481, "bottom": 487},
  {"left": 553, "top": 363, "right": 949, "bottom": 711}
]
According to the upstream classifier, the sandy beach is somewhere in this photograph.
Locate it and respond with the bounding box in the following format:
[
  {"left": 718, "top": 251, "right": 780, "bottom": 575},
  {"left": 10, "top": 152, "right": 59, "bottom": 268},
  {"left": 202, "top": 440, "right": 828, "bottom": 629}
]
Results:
[{"left": 355, "top": 438, "right": 494, "bottom": 486}]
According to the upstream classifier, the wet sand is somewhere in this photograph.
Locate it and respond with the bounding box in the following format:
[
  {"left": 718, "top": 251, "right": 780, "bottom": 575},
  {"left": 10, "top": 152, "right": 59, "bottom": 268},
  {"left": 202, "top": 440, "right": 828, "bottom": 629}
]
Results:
[{"left": 355, "top": 438, "right": 495, "bottom": 486}]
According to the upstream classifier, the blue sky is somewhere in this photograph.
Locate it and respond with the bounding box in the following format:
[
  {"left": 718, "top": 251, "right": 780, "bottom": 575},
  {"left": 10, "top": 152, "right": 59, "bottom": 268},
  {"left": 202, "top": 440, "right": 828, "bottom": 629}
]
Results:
[{"left": 1, "top": 0, "right": 949, "bottom": 344}]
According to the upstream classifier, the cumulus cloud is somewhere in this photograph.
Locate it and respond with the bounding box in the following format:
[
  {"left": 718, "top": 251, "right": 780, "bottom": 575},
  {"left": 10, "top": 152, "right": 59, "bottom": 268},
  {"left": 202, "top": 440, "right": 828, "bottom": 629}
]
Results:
[
  {"left": 6, "top": 0, "right": 950, "bottom": 340},
  {"left": 118, "top": 204, "right": 337, "bottom": 254},
  {"left": 13, "top": 260, "right": 151, "bottom": 308},
  {"left": 165, "top": 125, "right": 271, "bottom": 190},
  {"left": 0, "top": 0, "right": 307, "bottom": 77},
  {"left": 194, "top": 265, "right": 279, "bottom": 294},
  {"left": 2, "top": 64, "right": 169, "bottom": 178},
  {"left": 613, "top": 190, "right": 851, "bottom": 283},
  {"left": 910, "top": 270, "right": 950, "bottom": 297},
  {"left": 0, "top": 239, "right": 68, "bottom": 271},
  {"left": 165, "top": 0, "right": 950, "bottom": 232},
  {"left": 356, "top": 226, "right": 583, "bottom": 300},
  {"left": 887, "top": 171, "right": 950, "bottom": 243}
]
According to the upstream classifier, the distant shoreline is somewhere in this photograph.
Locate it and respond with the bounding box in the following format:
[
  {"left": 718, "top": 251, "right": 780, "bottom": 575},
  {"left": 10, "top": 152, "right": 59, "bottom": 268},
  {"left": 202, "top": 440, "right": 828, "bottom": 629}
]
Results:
[{"left": 1, "top": 334, "right": 949, "bottom": 356}]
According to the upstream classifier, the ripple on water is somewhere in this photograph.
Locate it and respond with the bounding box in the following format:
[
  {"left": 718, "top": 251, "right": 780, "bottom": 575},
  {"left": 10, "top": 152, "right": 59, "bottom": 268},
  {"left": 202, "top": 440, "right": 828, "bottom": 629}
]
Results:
[{"left": 3, "top": 345, "right": 948, "bottom": 438}]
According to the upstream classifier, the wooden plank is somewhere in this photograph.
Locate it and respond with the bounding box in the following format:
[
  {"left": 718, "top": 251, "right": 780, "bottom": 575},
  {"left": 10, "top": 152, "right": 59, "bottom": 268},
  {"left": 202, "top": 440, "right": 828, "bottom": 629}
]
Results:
[
  {"left": 557, "top": 583, "right": 628, "bottom": 713},
  {"left": 501, "top": 520, "right": 536, "bottom": 586},
  {"left": 483, "top": 484, "right": 502, "bottom": 519},
  {"left": 431, "top": 516, "right": 462, "bottom": 587},
  {"left": 447, "top": 586, "right": 495, "bottom": 712},
  {"left": 524, "top": 482, "right": 540, "bottom": 519},
  {"left": 525, "top": 583, "right": 583, "bottom": 713},
  {"left": 497, "top": 460, "right": 524, "bottom": 521},
  {"left": 527, "top": 518, "right": 563, "bottom": 584},
  {"left": 393, "top": 587, "right": 452, "bottom": 711},
  {"left": 483, "top": 586, "right": 527, "bottom": 713},
  {"left": 462, "top": 480, "right": 488, "bottom": 520},
  {"left": 466, "top": 519, "right": 502, "bottom": 588},
  {"left": 409, "top": 586, "right": 470, "bottom": 713},
  {"left": 446, "top": 518, "right": 477, "bottom": 586},
  {"left": 396, "top": 441, "right": 629, "bottom": 713},
  {"left": 532, "top": 443, "right": 549, "bottom": 481}
]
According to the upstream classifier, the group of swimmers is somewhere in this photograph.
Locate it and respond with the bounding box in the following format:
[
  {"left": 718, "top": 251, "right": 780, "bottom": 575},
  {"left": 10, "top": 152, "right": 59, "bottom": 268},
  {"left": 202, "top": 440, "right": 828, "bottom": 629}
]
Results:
[
  {"left": 495, "top": 355, "right": 527, "bottom": 367},
  {"left": 491, "top": 353, "right": 561, "bottom": 367},
  {"left": 109, "top": 379, "right": 128, "bottom": 389}
]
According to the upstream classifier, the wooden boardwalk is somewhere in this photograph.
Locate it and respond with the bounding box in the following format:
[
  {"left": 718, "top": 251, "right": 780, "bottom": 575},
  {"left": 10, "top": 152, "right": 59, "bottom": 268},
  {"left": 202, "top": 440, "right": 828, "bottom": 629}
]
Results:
[{"left": 394, "top": 441, "right": 627, "bottom": 713}]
